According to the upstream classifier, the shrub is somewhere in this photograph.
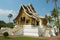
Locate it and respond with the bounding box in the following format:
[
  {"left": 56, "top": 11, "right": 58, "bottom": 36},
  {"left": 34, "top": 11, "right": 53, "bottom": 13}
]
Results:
[
  {"left": 6, "top": 23, "right": 14, "bottom": 28},
  {"left": 3, "top": 32, "right": 9, "bottom": 37}
]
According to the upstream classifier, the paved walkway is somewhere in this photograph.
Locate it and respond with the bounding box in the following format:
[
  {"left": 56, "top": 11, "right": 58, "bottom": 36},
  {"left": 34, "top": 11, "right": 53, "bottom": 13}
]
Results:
[
  {"left": 0, "top": 33, "right": 60, "bottom": 40},
  {"left": 33, "top": 34, "right": 60, "bottom": 40}
]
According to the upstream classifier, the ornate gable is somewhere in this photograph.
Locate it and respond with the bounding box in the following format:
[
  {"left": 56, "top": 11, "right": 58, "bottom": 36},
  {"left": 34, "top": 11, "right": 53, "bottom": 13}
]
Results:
[{"left": 14, "top": 4, "right": 40, "bottom": 21}]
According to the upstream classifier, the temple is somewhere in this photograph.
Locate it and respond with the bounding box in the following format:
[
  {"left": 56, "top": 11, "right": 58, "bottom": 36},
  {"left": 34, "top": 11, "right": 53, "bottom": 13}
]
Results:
[
  {"left": 14, "top": 4, "right": 40, "bottom": 27},
  {"left": 11, "top": 4, "right": 56, "bottom": 37}
]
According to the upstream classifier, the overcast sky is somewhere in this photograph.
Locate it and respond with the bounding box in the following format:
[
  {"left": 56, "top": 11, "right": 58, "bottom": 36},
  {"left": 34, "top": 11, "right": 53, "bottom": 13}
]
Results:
[{"left": 0, "top": 0, "right": 60, "bottom": 23}]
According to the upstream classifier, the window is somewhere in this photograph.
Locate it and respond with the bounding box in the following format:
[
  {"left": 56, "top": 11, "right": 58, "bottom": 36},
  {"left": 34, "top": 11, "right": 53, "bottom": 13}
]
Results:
[
  {"left": 21, "top": 17, "right": 25, "bottom": 21},
  {"left": 37, "top": 21, "right": 39, "bottom": 26},
  {"left": 23, "top": 17, "right": 25, "bottom": 21},
  {"left": 26, "top": 20, "right": 29, "bottom": 24}
]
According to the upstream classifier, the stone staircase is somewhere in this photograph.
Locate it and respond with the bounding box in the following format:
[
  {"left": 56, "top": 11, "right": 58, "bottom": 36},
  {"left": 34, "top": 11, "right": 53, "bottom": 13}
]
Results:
[
  {"left": 0, "top": 28, "right": 13, "bottom": 35},
  {"left": 12, "top": 25, "right": 23, "bottom": 35}
]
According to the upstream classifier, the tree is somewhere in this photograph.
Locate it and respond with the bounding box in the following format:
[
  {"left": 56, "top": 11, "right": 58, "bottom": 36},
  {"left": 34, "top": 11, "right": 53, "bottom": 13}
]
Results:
[
  {"left": 45, "top": 15, "right": 54, "bottom": 25},
  {"left": 51, "top": 8, "right": 59, "bottom": 25},
  {"left": 0, "top": 20, "right": 6, "bottom": 28},
  {"left": 3, "top": 32, "right": 9, "bottom": 38},
  {"left": 8, "top": 14, "right": 13, "bottom": 23},
  {"left": 6, "top": 23, "right": 14, "bottom": 28},
  {"left": 46, "top": 0, "right": 59, "bottom": 25},
  {"left": 46, "top": 0, "right": 60, "bottom": 32},
  {"left": 51, "top": 8, "right": 58, "bottom": 18},
  {"left": 46, "top": 0, "right": 58, "bottom": 18},
  {"left": 0, "top": 20, "right": 14, "bottom": 28}
]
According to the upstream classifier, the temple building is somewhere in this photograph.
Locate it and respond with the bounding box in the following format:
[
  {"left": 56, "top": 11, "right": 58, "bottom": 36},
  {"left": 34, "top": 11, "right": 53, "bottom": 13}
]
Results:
[
  {"left": 14, "top": 4, "right": 40, "bottom": 27},
  {"left": 0, "top": 4, "right": 58, "bottom": 37},
  {"left": 12, "top": 4, "right": 52, "bottom": 37}
]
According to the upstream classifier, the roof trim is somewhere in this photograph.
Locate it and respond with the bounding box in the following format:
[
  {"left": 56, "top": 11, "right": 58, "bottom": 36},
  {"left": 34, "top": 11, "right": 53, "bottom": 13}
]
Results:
[{"left": 14, "top": 4, "right": 40, "bottom": 21}]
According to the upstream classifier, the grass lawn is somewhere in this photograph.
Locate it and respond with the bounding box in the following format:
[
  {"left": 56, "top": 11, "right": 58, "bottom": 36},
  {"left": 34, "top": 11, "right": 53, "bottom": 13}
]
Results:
[{"left": 0, "top": 36, "right": 47, "bottom": 40}]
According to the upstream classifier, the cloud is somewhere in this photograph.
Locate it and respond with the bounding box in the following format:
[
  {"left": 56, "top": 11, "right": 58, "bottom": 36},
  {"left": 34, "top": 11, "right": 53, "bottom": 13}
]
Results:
[
  {"left": 0, "top": 9, "right": 17, "bottom": 22},
  {"left": 0, "top": 9, "right": 18, "bottom": 19},
  {"left": 0, "top": 9, "right": 15, "bottom": 15}
]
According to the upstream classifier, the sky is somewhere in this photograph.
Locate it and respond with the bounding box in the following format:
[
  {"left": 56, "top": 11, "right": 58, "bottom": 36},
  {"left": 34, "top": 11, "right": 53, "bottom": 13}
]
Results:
[{"left": 0, "top": 0, "right": 60, "bottom": 23}]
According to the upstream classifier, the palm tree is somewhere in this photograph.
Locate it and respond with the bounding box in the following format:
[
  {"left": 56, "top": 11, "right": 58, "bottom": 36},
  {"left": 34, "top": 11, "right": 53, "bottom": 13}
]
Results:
[
  {"left": 45, "top": 15, "right": 54, "bottom": 24},
  {"left": 46, "top": 0, "right": 60, "bottom": 34},
  {"left": 51, "top": 8, "right": 59, "bottom": 25},
  {"left": 46, "top": 0, "right": 59, "bottom": 25},
  {"left": 8, "top": 14, "right": 13, "bottom": 23},
  {"left": 46, "top": 0, "right": 58, "bottom": 17}
]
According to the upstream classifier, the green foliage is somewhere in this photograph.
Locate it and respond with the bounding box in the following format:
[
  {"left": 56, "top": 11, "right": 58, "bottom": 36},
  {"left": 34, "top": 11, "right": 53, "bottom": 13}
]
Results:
[
  {"left": 51, "top": 8, "right": 60, "bottom": 27},
  {"left": 3, "top": 32, "right": 9, "bottom": 37},
  {"left": 51, "top": 8, "right": 58, "bottom": 18},
  {"left": 0, "top": 14, "right": 13, "bottom": 28},
  {"left": 0, "top": 21, "right": 6, "bottom": 28},
  {"left": 8, "top": 14, "right": 13, "bottom": 23},
  {"left": 6, "top": 23, "right": 14, "bottom": 28},
  {"left": 0, "top": 20, "right": 14, "bottom": 28},
  {"left": 46, "top": 0, "right": 60, "bottom": 27},
  {"left": 45, "top": 15, "right": 54, "bottom": 23}
]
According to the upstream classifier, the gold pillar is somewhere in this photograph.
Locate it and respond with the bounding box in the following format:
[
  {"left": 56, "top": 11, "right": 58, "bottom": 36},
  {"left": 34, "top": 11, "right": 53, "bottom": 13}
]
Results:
[
  {"left": 35, "top": 20, "right": 36, "bottom": 26},
  {"left": 30, "top": 18, "right": 32, "bottom": 25},
  {"left": 25, "top": 19, "right": 26, "bottom": 25}
]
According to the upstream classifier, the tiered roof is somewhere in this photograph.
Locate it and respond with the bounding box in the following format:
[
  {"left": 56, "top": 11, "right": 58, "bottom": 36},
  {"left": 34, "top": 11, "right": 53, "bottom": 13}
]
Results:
[{"left": 14, "top": 4, "right": 40, "bottom": 20}]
